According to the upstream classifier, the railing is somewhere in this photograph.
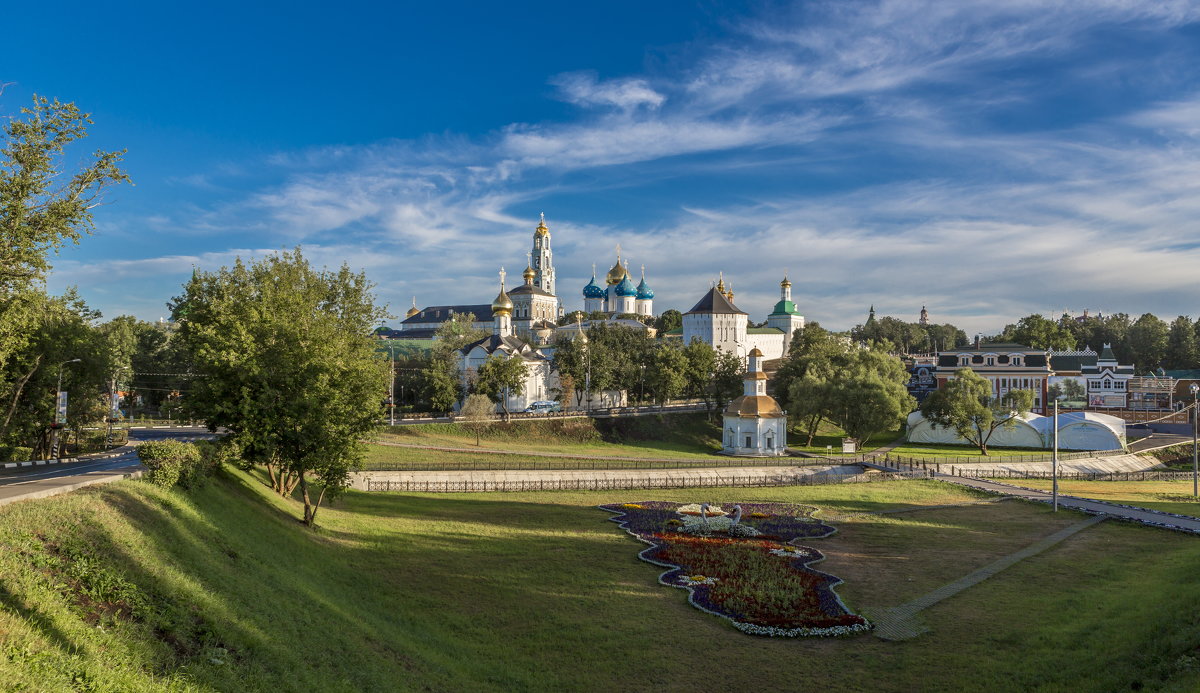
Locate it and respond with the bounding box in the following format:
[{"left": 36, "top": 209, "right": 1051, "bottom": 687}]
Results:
[
  {"left": 366, "top": 469, "right": 932, "bottom": 493},
  {"left": 872, "top": 449, "right": 1126, "bottom": 470},
  {"left": 952, "top": 469, "right": 1197, "bottom": 482},
  {"left": 363, "top": 456, "right": 833, "bottom": 472}
]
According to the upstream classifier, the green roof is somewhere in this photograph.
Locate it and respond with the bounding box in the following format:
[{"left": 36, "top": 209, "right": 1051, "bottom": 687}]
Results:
[
  {"left": 747, "top": 326, "right": 784, "bottom": 335},
  {"left": 1164, "top": 369, "right": 1200, "bottom": 380},
  {"left": 768, "top": 299, "right": 802, "bottom": 316}
]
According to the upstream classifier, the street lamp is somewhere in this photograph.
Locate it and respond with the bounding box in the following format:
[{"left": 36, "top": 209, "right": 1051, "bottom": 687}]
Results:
[
  {"left": 1052, "top": 392, "right": 1064, "bottom": 512},
  {"left": 577, "top": 321, "right": 591, "bottom": 413},
  {"left": 105, "top": 366, "right": 129, "bottom": 448},
  {"left": 51, "top": 358, "right": 82, "bottom": 460},
  {"left": 387, "top": 342, "right": 396, "bottom": 427},
  {"left": 1191, "top": 383, "right": 1198, "bottom": 498}
]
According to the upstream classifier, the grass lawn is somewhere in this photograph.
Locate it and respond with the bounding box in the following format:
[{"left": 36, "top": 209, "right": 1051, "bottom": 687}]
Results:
[
  {"left": 2, "top": 472, "right": 1200, "bottom": 691},
  {"left": 377, "top": 414, "right": 726, "bottom": 460},
  {"left": 361, "top": 443, "right": 807, "bottom": 470},
  {"left": 784, "top": 422, "right": 903, "bottom": 455},
  {"left": 1003, "top": 478, "right": 1200, "bottom": 518}
]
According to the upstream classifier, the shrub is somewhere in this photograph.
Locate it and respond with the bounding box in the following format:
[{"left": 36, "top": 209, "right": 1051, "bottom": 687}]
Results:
[
  {"left": 137, "top": 440, "right": 201, "bottom": 489},
  {"left": 0, "top": 446, "right": 33, "bottom": 463}
]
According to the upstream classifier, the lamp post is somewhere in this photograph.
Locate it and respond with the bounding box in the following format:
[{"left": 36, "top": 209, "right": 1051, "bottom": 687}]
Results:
[
  {"left": 1191, "top": 383, "right": 1198, "bottom": 498},
  {"left": 387, "top": 342, "right": 396, "bottom": 427},
  {"left": 577, "top": 321, "right": 590, "bottom": 414},
  {"left": 1052, "top": 394, "right": 1062, "bottom": 512},
  {"left": 51, "top": 358, "right": 82, "bottom": 460},
  {"left": 105, "top": 366, "right": 129, "bottom": 449}
]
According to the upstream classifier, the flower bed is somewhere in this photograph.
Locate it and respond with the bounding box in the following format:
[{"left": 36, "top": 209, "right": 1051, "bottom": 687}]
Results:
[{"left": 599, "top": 501, "right": 870, "bottom": 637}]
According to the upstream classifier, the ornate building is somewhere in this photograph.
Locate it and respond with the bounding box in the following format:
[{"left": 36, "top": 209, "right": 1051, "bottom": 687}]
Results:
[
  {"left": 722, "top": 348, "right": 787, "bottom": 456},
  {"left": 580, "top": 246, "right": 655, "bottom": 318}
]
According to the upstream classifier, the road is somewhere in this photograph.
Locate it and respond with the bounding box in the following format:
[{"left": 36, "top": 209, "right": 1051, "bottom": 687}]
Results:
[{"left": 0, "top": 427, "right": 216, "bottom": 507}]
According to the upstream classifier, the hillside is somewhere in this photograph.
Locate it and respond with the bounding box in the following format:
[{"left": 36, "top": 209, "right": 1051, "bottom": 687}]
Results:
[{"left": 1, "top": 469, "right": 1199, "bottom": 691}]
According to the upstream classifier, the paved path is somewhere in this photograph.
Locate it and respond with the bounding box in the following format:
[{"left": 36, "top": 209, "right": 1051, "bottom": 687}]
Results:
[
  {"left": 871, "top": 515, "right": 1107, "bottom": 640},
  {"left": 1129, "top": 433, "right": 1193, "bottom": 453},
  {"left": 865, "top": 460, "right": 1200, "bottom": 533}
]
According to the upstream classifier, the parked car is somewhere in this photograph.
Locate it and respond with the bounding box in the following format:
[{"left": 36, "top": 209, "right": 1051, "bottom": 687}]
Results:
[{"left": 524, "top": 401, "right": 562, "bottom": 413}]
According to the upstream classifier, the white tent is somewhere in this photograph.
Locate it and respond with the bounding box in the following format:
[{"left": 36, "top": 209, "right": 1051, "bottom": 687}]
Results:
[{"left": 905, "top": 410, "right": 1125, "bottom": 451}]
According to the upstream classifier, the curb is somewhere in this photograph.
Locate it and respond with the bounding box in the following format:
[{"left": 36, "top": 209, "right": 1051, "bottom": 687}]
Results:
[
  {"left": 0, "top": 465, "right": 145, "bottom": 507},
  {"left": 2, "top": 448, "right": 130, "bottom": 469}
]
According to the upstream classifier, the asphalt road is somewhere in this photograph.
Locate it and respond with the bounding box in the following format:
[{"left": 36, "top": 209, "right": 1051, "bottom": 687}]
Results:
[{"left": 0, "top": 427, "right": 217, "bottom": 506}]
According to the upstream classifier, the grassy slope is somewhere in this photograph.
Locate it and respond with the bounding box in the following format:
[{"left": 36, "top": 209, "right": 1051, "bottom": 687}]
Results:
[{"left": 2, "top": 473, "right": 1200, "bottom": 691}]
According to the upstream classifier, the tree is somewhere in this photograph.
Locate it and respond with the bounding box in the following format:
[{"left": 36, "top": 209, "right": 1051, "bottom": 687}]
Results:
[
  {"left": 474, "top": 355, "right": 526, "bottom": 419},
  {"left": 655, "top": 309, "right": 683, "bottom": 334},
  {"left": 1165, "top": 316, "right": 1199, "bottom": 371},
  {"left": 709, "top": 349, "right": 743, "bottom": 410},
  {"left": 172, "top": 249, "right": 390, "bottom": 526},
  {"left": 920, "top": 368, "right": 1034, "bottom": 455},
  {"left": 0, "top": 96, "right": 129, "bottom": 371},
  {"left": 418, "top": 312, "right": 485, "bottom": 414},
  {"left": 459, "top": 394, "right": 495, "bottom": 445},
  {"left": 645, "top": 342, "right": 688, "bottom": 408},
  {"left": 824, "top": 350, "right": 915, "bottom": 445},
  {"left": 1128, "top": 313, "right": 1169, "bottom": 373},
  {"left": 787, "top": 367, "right": 831, "bottom": 446},
  {"left": 1001, "top": 315, "right": 1076, "bottom": 351}
]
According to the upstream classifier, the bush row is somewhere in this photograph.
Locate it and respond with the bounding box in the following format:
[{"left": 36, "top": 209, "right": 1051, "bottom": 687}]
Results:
[{"left": 0, "top": 446, "right": 34, "bottom": 463}]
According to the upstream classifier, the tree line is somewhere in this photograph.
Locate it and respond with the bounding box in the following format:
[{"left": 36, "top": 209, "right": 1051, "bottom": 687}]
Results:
[{"left": 994, "top": 312, "right": 1200, "bottom": 374}]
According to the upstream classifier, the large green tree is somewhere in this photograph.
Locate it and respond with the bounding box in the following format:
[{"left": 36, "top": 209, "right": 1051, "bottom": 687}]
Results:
[
  {"left": 473, "top": 355, "right": 526, "bottom": 419},
  {"left": 824, "top": 349, "right": 915, "bottom": 445},
  {"left": 1128, "top": 313, "right": 1169, "bottom": 374},
  {"left": 172, "top": 249, "right": 390, "bottom": 526},
  {"left": 0, "top": 97, "right": 129, "bottom": 370},
  {"left": 920, "top": 368, "right": 1034, "bottom": 455},
  {"left": 1165, "top": 316, "right": 1198, "bottom": 371}
]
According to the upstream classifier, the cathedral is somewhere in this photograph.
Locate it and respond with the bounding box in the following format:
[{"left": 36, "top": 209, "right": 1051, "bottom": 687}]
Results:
[{"left": 581, "top": 246, "right": 654, "bottom": 318}]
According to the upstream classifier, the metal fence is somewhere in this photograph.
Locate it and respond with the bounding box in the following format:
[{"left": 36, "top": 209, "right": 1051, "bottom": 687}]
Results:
[
  {"left": 363, "top": 455, "right": 833, "bottom": 472},
  {"left": 366, "top": 469, "right": 932, "bottom": 493},
  {"left": 869, "top": 449, "right": 1127, "bottom": 469},
  {"left": 952, "top": 469, "right": 1198, "bottom": 482}
]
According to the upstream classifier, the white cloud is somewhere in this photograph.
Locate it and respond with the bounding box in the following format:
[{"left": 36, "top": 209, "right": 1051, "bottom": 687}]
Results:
[{"left": 551, "top": 71, "right": 666, "bottom": 110}]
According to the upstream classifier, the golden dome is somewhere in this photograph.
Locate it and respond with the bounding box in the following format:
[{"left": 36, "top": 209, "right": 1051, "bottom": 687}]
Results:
[
  {"left": 781, "top": 276, "right": 792, "bottom": 289},
  {"left": 406, "top": 297, "right": 419, "bottom": 318},
  {"left": 749, "top": 347, "right": 763, "bottom": 358},
  {"left": 606, "top": 259, "right": 628, "bottom": 285},
  {"left": 491, "top": 289, "right": 513, "bottom": 316},
  {"left": 523, "top": 264, "right": 535, "bottom": 282},
  {"left": 716, "top": 275, "right": 726, "bottom": 294},
  {"left": 535, "top": 212, "right": 549, "bottom": 236},
  {"left": 724, "top": 395, "right": 785, "bottom": 418}
]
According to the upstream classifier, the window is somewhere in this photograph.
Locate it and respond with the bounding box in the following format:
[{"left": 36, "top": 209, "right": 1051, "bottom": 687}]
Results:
[
  {"left": 1013, "top": 357, "right": 1021, "bottom": 366},
  {"left": 986, "top": 357, "right": 995, "bottom": 366},
  {"left": 960, "top": 356, "right": 969, "bottom": 366},
  {"left": 745, "top": 435, "right": 752, "bottom": 448}
]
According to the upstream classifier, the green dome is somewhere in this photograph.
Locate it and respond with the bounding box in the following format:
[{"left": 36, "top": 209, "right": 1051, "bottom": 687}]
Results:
[{"left": 770, "top": 299, "right": 801, "bottom": 316}]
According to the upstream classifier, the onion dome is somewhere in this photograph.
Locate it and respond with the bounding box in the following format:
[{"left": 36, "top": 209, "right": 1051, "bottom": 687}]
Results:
[
  {"left": 523, "top": 264, "right": 535, "bottom": 283},
  {"left": 535, "top": 212, "right": 549, "bottom": 236},
  {"left": 636, "top": 266, "right": 654, "bottom": 300},
  {"left": 781, "top": 275, "right": 792, "bottom": 289},
  {"left": 406, "top": 297, "right": 419, "bottom": 318},
  {"left": 491, "top": 289, "right": 513, "bottom": 316},
  {"left": 726, "top": 283, "right": 734, "bottom": 303},
  {"left": 606, "top": 259, "right": 628, "bottom": 285},
  {"left": 583, "top": 275, "right": 605, "bottom": 299},
  {"left": 491, "top": 267, "right": 513, "bottom": 316},
  {"left": 615, "top": 273, "right": 638, "bottom": 298},
  {"left": 716, "top": 273, "right": 726, "bottom": 295}
]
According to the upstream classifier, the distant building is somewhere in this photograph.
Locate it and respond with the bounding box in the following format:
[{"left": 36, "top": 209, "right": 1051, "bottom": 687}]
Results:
[
  {"left": 935, "top": 342, "right": 1052, "bottom": 414},
  {"left": 681, "top": 274, "right": 803, "bottom": 362}
]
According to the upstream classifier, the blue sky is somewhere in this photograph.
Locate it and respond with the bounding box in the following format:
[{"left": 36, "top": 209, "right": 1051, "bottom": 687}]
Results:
[{"left": 8, "top": 0, "right": 1200, "bottom": 334}]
